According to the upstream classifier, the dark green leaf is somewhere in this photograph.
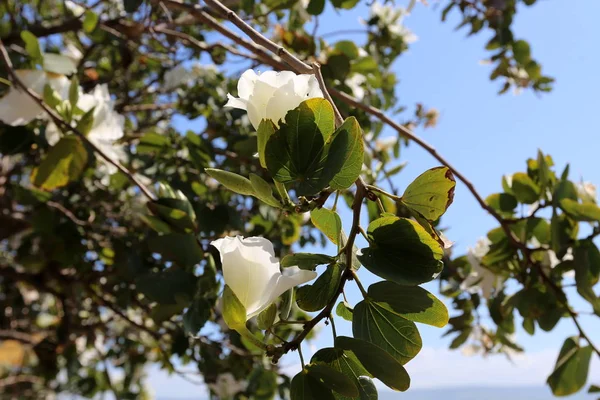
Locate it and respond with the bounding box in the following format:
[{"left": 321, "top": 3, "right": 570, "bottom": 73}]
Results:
[
  {"left": 306, "top": 364, "right": 359, "bottom": 397},
  {"left": 329, "top": 117, "right": 364, "bottom": 190},
  {"left": 513, "top": 40, "right": 531, "bottom": 64},
  {"left": 307, "top": 0, "right": 325, "bottom": 15},
  {"left": 135, "top": 268, "right": 197, "bottom": 304},
  {"left": 183, "top": 297, "right": 212, "bottom": 334},
  {"left": 291, "top": 371, "right": 336, "bottom": 400},
  {"left": 486, "top": 193, "right": 518, "bottom": 215},
  {"left": 280, "top": 253, "right": 335, "bottom": 271},
  {"left": 367, "top": 281, "right": 449, "bottom": 327},
  {"left": 297, "top": 263, "right": 343, "bottom": 311},
  {"left": 357, "top": 216, "right": 444, "bottom": 285},
  {"left": 547, "top": 337, "right": 593, "bottom": 396},
  {"left": 335, "top": 336, "right": 410, "bottom": 392},
  {"left": 353, "top": 300, "right": 422, "bottom": 364},
  {"left": 147, "top": 233, "right": 203, "bottom": 268}
]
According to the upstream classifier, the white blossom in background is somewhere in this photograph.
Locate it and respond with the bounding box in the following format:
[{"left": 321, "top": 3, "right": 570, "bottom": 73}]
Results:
[
  {"left": 225, "top": 70, "right": 324, "bottom": 130},
  {"left": 64, "top": 43, "right": 83, "bottom": 63},
  {"left": 528, "top": 237, "right": 574, "bottom": 277},
  {"left": 461, "top": 237, "right": 500, "bottom": 299},
  {"left": 577, "top": 181, "right": 597, "bottom": 203},
  {"left": 374, "top": 135, "right": 398, "bottom": 152},
  {"left": 0, "top": 70, "right": 70, "bottom": 125},
  {"left": 46, "top": 84, "right": 126, "bottom": 174},
  {"left": 163, "top": 63, "right": 218, "bottom": 91},
  {"left": 345, "top": 73, "right": 367, "bottom": 101},
  {"left": 64, "top": 0, "right": 85, "bottom": 16},
  {"left": 366, "top": 1, "right": 418, "bottom": 43},
  {"left": 208, "top": 373, "right": 247, "bottom": 400},
  {"left": 211, "top": 236, "right": 317, "bottom": 319}
]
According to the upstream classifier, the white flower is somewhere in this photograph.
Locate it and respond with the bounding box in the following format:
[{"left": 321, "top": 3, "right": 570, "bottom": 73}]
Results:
[
  {"left": 46, "top": 84, "right": 126, "bottom": 174},
  {"left": 577, "top": 181, "right": 597, "bottom": 203},
  {"left": 163, "top": 65, "right": 195, "bottom": 90},
  {"left": 64, "top": 43, "right": 83, "bottom": 63},
  {"left": 0, "top": 70, "right": 70, "bottom": 126},
  {"left": 211, "top": 236, "right": 317, "bottom": 319},
  {"left": 368, "top": 1, "right": 418, "bottom": 43},
  {"left": 461, "top": 237, "right": 500, "bottom": 299},
  {"left": 374, "top": 136, "right": 397, "bottom": 152},
  {"left": 208, "top": 373, "right": 247, "bottom": 400},
  {"left": 65, "top": 0, "right": 85, "bottom": 16},
  {"left": 224, "top": 70, "right": 324, "bottom": 130},
  {"left": 345, "top": 73, "right": 367, "bottom": 101}
]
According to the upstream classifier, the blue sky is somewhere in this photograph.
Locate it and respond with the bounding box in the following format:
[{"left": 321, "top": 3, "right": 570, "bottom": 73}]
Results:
[{"left": 152, "top": 0, "right": 600, "bottom": 397}]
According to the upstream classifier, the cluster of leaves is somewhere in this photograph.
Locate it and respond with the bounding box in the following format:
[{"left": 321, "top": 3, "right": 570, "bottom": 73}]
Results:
[
  {"left": 440, "top": 150, "right": 600, "bottom": 396},
  {"left": 441, "top": 0, "right": 554, "bottom": 94}
]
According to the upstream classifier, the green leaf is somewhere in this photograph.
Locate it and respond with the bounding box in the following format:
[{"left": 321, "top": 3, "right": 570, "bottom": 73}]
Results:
[
  {"left": 69, "top": 76, "right": 79, "bottom": 107},
  {"left": 21, "top": 31, "right": 43, "bottom": 63},
  {"left": 573, "top": 241, "right": 600, "bottom": 315},
  {"left": 560, "top": 199, "right": 600, "bottom": 222},
  {"left": 83, "top": 11, "right": 99, "bottom": 32},
  {"left": 75, "top": 107, "right": 95, "bottom": 135},
  {"left": 257, "top": 303, "right": 277, "bottom": 330},
  {"left": 547, "top": 337, "right": 593, "bottom": 396},
  {"left": 249, "top": 173, "right": 282, "bottom": 208},
  {"left": 137, "top": 132, "right": 171, "bottom": 154},
  {"left": 328, "top": 117, "right": 364, "bottom": 190},
  {"left": 147, "top": 233, "right": 203, "bottom": 268},
  {"left": 297, "top": 263, "right": 343, "bottom": 312},
  {"left": 334, "top": 41, "right": 359, "bottom": 59},
  {"left": 486, "top": 193, "right": 518, "bottom": 215},
  {"left": 400, "top": 167, "right": 456, "bottom": 221},
  {"left": 306, "top": 364, "right": 359, "bottom": 397},
  {"left": 291, "top": 371, "right": 336, "bottom": 400},
  {"left": 43, "top": 84, "right": 62, "bottom": 108},
  {"left": 311, "top": 347, "right": 376, "bottom": 400},
  {"left": 330, "top": 0, "right": 360, "bottom": 9},
  {"left": 367, "top": 281, "right": 449, "bottom": 327},
  {"left": 589, "top": 385, "right": 600, "bottom": 393},
  {"left": 335, "top": 336, "right": 410, "bottom": 392},
  {"left": 311, "top": 207, "right": 342, "bottom": 245},
  {"left": 222, "top": 285, "right": 247, "bottom": 330},
  {"left": 257, "top": 119, "right": 277, "bottom": 168},
  {"left": 336, "top": 301, "right": 353, "bottom": 321},
  {"left": 148, "top": 199, "right": 196, "bottom": 233},
  {"left": 353, "top": 300, "right": 422, "bottom": 364},
  {"left": 306, "top": 0, "right": 325, "bottom": 15},
  {"left": 357, "top": 216, "right": 444, "bottom": 285},
  {"left": 265, "top": 99, "right": 348, "bottom": 196},
  {"left": 31, "top": 136, "right": 88, "bottom": 190},
  {"left": 513, "top": 40, "right": 531, "bottom": 64},
  {"left": 511, "top": 172, "right": 540, "bottom": 204},
  {"left": 124, "top": 0, "right": 144, "bottom": 13},
  {"left": 280, "top": 253, "right": 335, "bottom": 271},
  {"left": 135, "top": 268, "right": 197, "bottom": 304},
  {"left": 183, "top": 297, "right": 212, "bottom": 334},
  {"left": 205, "top": 168, "right": 255, "bottom": 196}
]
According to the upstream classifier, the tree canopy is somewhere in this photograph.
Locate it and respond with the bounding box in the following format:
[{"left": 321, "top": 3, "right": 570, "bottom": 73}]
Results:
[{"left": 0, "top": 0, "right": 598, "bottom": 399}]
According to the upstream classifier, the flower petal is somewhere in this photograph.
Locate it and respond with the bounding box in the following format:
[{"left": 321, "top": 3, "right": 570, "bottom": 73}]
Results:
[
  {"left": 238, "top": 69, "right": 258, "bottom": 100},
  {"left": 224, "top": 94, "right": 247, "bottom": 110},
  {"left": 251, "top": 266, "right": 317, "bottom": 318}
]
